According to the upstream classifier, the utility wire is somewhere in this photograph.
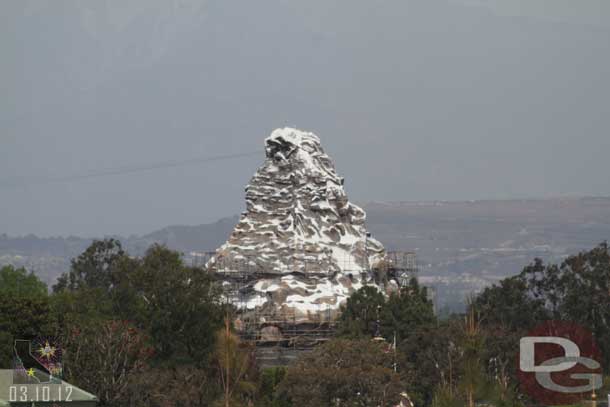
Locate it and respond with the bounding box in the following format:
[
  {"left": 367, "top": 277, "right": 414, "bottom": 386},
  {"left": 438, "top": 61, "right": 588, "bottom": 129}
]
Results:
[{"left": 0, "top": 150, "right": 262, "bottom": 188}]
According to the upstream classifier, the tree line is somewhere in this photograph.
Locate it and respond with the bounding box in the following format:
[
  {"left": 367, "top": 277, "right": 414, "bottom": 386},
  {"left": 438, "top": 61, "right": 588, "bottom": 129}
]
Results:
[{"left": 1, "top": 240, "right": 609, "bottom": 406}]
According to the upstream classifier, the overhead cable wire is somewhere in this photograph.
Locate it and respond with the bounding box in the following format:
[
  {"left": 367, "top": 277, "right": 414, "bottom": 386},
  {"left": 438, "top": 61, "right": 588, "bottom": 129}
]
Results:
[{"left": 0, "top": 150, "right": 262, "bottom": 188}]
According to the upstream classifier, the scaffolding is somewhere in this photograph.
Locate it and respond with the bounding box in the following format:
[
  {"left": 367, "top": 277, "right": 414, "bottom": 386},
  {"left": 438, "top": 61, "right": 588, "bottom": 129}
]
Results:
[
  {"left": 384, "top": 251, "right": 419, "bottom": 287},
  {"left": 237, "top": 307, "right": 336, "bottom": 345},
  {"left": 194, "top": 250, "right": 419, "bottom": 366}
]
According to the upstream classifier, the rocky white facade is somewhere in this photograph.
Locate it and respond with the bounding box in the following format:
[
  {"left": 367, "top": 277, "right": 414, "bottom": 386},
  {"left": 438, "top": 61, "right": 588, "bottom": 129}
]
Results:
[{"left": 207, "top": 128, "right": 390, "bottom": 319}]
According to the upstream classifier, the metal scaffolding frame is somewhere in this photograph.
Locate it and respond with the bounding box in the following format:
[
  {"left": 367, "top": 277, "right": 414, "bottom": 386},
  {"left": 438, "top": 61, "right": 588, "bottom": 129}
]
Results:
[{"left": 191, "top": 250, "right": 419, "bottom": 363}]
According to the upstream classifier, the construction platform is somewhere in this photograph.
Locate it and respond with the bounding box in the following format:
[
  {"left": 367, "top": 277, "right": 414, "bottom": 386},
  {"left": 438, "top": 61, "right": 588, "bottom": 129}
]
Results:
[{"left": 192, "top": 251, "right": 419, "bottom": 367}]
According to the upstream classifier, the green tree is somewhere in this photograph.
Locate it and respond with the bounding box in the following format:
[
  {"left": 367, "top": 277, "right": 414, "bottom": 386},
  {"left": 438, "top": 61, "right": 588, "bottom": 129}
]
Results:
[
  {"left": 381, "top": 277, "right": 436, "bottom": 341},
  {"left": 0, "top": 265, "right": 47, "bottom": 297},
  {"left": 35, "top": 240, "right": 230, "bottom": 405},
  {"left": 256, "top": 367, "right": 290, "bottom": 407},
  {"left": 0, "top": 267, "right": 51, "bottom": 368},
  {"left": 337, "top": 286, "right": 385, "bottom": 338},
  {"left": 465, "top": 243, "right": 610, "bottom": 404},
  {"left": 53, "top": 241, "right": 224, "bottom": 364},
  {"left": 337, "top": 277, "right": 439, "bottom": 405},
  {"left": 279, "top": 338, "right": 405, "bottom": 407},
  {"left": 518, "top": 243, "right": 610, "bottom": 372},
  {"left": 396, "top": 319, "right": 462, "bottom": 407},
  {"left": 0, "top": 296, "right": 54, "bottom": 368},
  {"left": 474, "top": 275, "right": 549, "bottom": 390},
  {"left": 53, "top": 238, "right": 127, "bottom": 292},
  {"left": 430, "top": 306, "right": 491, "bottom": 407},
  {"left": 49, "top": 288, "right": 115, "bottom": 337},
  {"left": 474, "top": 276, "right": 548, "bottom": 332},
  {"left": 128, "top": 244, "right": 224, "bottom": 362},
  {"left": 552, "top": 243, "right": 610, "bottom": 371}
]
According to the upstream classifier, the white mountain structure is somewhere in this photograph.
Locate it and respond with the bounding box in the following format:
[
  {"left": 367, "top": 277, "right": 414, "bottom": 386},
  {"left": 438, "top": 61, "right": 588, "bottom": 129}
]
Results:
[{"left": 207, "top": 128, "right": 392, "bottom": 320}]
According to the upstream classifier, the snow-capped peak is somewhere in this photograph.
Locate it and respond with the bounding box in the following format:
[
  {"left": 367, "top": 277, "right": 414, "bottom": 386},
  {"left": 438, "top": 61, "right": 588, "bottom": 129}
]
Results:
[{"left": 207, "top": 128, "right": 388, "bottom": 319}]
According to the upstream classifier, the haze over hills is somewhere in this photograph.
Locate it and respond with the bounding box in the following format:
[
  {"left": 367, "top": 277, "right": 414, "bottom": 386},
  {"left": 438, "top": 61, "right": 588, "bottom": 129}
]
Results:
[{"left": 2, "top": 196, "right": 610, "bottom": 311}]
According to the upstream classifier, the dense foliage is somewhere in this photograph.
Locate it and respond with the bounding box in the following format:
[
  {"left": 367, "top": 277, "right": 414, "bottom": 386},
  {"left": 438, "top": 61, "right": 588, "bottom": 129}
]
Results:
[
  {"left": 2, "top": 240, "right": 227, "bottom": 405},
  {"left": 0, "top": 265, "right": 53, "bottom": 367},
  {"left": 2, "top": 241, "right": 610, "bottom": 406},
  {"left": 0, "top": 265, "right": 48, "bottom": 297},
  {"left": 337, "top": 243, "right": 610, "bottom": 406},
  {"left": 279, "top": 339, "right": 405, "bottom": 406}
]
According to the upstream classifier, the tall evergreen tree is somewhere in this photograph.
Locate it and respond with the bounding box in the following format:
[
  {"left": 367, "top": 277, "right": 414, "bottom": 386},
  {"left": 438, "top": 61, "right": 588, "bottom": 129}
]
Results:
[
  {"left": 337, "top": 285, "right": 385, "bottom": 338},
  {"left": 381, "top": 277, "right": 436, "bottom": 341}
]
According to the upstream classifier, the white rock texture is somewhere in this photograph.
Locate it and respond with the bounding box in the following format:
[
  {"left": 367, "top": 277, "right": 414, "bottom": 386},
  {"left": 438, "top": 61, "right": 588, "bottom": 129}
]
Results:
[{"left": 207, "top": 128, "right": 390, "bottom": 320}]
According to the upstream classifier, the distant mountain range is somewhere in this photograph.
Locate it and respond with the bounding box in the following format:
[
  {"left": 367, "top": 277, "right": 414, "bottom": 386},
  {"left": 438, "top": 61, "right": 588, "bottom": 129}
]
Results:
[
  {"left": 3, "top": 197, "right": 610, "bottom": 312},
  {"left": 0, "top": 216, "right": 239, "bottom": 288}
]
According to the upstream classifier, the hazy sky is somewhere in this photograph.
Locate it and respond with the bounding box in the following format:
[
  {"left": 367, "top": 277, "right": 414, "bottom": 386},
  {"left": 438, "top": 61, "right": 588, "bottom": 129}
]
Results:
[{"left": 1, "top": 0, "right": 609, "bottom": 237}]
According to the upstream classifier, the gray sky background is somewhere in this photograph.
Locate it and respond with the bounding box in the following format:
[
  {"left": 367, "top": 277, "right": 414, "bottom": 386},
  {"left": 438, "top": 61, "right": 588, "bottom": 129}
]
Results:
[{"left": 1, "top": 0, "right": 609, "bottom": 237}]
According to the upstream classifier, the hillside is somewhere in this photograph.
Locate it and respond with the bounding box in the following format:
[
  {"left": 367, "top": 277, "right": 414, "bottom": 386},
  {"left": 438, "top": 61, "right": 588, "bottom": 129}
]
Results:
[{"left": 2, "top": 197, "right": 609, "bottom": 311}]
